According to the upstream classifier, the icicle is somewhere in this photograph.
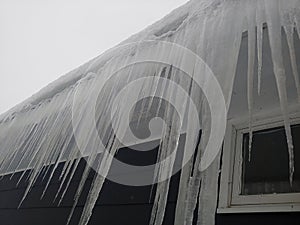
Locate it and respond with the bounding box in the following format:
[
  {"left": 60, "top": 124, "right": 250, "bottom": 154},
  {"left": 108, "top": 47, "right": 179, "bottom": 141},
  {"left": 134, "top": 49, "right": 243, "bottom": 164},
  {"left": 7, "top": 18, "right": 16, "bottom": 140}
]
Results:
[
  {"left": 66, "top": 158, "right": 95, "bottom": 225},
  {"left": 174, "top": 72, "right": 200, "bottom": 225},
  {"left": 256, "top": 1, "right": 265, "bottom": 95},
  {"left": 77, "top": 134, "right": 120, "bottom": 225},
  {"left": 176, "top": 50, "right": 203, "bottom": 225},
  {"left": 41, "top": 111, "right": 74, "bottom": 199},
  {"left": 246, "top": 3, "right": 256, "bottom": 162},
  {"left": 149, "top": 101, "right": 182, "bottom": 225},
  {"left": 149, "top": 29, "right": 198, "bottom": 225},
  {"left": 56, "top": 158, "right": 81, "bottom": 206},
  {"left": 296, "top": 14, "right": 300, "bottom": 39},
  {"left": 283, "top": 15, "right": 300, "bottom": 102},
  {"left": 150, "top": 58, "right": 182, "bottom": 225},
  {"left": 257, "top": 23, "right": 264, "bottom": 95},
  {"left": 265, "top": 0, "right": 295, "bottom": 184}
]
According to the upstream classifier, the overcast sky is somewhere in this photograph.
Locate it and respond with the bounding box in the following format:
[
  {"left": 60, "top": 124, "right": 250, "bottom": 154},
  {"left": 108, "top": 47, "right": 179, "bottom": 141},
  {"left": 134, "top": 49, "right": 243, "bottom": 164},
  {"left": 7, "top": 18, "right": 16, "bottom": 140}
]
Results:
[{"left": 0, "top": 0, "right": 188, "bottom": 115}]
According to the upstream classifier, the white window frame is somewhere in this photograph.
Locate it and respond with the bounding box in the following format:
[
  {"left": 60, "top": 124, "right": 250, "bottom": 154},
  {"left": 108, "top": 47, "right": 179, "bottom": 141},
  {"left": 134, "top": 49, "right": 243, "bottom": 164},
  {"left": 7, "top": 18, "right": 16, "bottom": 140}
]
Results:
[{"left": 218, "top": 105, "right": 300, "bottom": 213}]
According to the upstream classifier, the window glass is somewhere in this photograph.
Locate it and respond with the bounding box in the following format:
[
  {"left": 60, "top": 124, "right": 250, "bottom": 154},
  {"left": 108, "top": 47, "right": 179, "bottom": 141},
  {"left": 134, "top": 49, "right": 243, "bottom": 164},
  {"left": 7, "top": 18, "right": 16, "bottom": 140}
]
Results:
[{"left": 241, "top": 124, "right": 300, "bottom": 195}]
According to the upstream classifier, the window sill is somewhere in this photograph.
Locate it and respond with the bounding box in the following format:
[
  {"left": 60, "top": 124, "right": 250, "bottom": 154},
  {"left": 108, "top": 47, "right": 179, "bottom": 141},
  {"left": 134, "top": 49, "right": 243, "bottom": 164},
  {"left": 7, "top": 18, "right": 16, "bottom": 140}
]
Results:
[{"left": 217, "top": 204, "right": 300, "bottom": 214}]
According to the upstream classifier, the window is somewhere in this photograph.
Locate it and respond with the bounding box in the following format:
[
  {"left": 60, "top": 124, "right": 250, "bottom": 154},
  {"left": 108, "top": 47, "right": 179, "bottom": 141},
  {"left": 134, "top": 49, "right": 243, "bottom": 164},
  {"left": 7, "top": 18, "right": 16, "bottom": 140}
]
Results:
[
  {"left": 218, "top": 109, "right": 300, "bottom": 213},
  {"left": 241, "top": 125, "right": 300, "bottom": 196}
]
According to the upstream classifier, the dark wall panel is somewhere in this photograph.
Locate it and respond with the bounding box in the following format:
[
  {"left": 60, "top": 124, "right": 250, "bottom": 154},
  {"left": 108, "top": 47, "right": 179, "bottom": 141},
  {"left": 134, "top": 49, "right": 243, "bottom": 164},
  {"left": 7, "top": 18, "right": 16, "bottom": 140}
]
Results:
[
  {"left": 0, "top": 141, "right": 181, "bottom": 225},
  {"left": 0, "top": 140, "right": 299, "bottom": 225}
]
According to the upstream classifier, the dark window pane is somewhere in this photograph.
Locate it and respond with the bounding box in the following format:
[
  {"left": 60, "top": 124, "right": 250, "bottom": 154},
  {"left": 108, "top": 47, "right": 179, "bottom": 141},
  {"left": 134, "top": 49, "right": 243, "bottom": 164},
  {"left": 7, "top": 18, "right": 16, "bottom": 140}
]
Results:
[{"left": 241, "top": 124, "right": 300, "bottom": 195}]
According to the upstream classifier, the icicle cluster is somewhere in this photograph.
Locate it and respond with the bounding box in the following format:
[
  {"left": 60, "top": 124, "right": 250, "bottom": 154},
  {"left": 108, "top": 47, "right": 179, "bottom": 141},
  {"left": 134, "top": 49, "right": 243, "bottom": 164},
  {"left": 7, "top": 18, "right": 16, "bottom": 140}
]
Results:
[{"left": 0, "top": 0, "right": 299, "bottom": 225}]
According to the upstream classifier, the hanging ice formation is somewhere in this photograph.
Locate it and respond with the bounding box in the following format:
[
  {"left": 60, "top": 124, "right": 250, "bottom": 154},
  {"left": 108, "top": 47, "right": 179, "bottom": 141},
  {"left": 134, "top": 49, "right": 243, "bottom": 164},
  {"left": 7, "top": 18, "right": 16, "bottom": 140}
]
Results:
[{"left": 0, "top": 0, "right": 299, "bottom": 225}]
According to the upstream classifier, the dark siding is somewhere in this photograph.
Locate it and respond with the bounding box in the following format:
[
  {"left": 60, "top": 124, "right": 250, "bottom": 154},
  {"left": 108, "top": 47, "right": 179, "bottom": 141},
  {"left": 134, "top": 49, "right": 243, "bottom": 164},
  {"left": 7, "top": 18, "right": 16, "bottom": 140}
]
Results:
[
  {"left": 0, "top": 157, "right": 182, "bottom": 225},
  {"left": 0, "top": 139, "right": 299, "bottom": 225},
  {"left": 0, "top": 136, "right": 184, "bottom": 225}
]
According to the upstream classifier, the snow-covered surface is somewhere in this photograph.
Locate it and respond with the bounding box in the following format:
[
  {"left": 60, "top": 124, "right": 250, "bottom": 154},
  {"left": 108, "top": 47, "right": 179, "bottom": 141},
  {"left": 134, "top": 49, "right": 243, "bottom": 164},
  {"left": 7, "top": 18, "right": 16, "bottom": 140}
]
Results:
[{"left": 0, "top": 1, "right": 300, "bottom": 225}]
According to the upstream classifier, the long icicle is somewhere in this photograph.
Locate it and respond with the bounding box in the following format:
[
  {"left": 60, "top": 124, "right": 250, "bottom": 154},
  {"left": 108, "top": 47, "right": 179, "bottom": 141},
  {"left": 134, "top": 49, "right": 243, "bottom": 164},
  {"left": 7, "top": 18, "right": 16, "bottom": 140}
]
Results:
[
  {"left": 256, "top": 1, "right": 265, "bottom": 95},
  {"left": 265, "top": 0, "right": 295, "bottom": 185},
  {"left": 246, "top": 4, "right": 256, "bottom": 162},
  {"left": 283, "top": 19, "right": 300, "bottom": 102}
]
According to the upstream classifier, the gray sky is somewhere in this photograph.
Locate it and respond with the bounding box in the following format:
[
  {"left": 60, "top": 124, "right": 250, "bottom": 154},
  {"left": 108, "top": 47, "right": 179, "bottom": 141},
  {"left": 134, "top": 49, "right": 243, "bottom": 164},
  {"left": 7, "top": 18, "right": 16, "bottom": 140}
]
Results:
[{"left": 0, "top": 0, "right": 188, "bottom": 115}]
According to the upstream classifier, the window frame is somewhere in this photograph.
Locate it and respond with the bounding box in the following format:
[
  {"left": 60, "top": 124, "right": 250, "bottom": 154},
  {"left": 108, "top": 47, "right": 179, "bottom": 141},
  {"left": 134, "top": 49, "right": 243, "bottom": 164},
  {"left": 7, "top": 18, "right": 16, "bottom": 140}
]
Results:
[{"left": 218, "top": 105, "right": 300, "bottom": 213}]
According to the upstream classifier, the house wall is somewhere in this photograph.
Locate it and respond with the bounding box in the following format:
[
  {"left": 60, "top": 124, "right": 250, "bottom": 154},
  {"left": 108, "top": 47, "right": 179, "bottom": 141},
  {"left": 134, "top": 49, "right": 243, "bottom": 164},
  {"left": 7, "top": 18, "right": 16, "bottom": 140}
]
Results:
[
  {"left": 0, "top": 141, "right": 183, "bottom": 225},
  {"left": 0, "top": 29, "right": 299, "bottom": 225},
  {"left": 0, "top": 145, "right": 299, "bottom": 225}
]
